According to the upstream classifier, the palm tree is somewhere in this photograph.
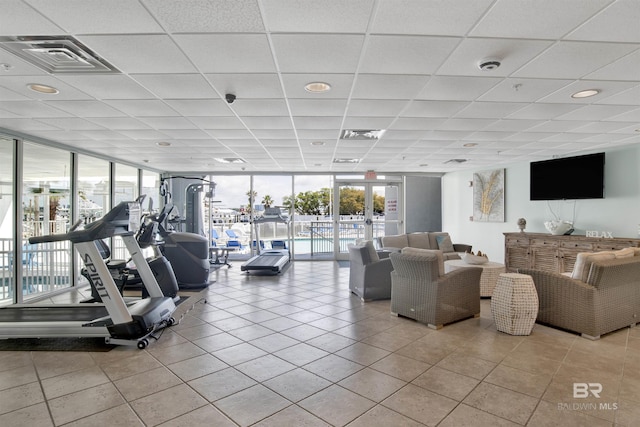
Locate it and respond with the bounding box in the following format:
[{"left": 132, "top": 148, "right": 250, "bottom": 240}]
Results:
[{"left": 261, "top": 194, "right": 274, "bottom": 208}]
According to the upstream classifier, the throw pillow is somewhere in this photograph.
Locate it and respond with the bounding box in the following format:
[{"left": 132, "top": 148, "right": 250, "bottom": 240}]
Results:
[
  {"left": 435, "top": 234, "right": 455, "bottom": 253},
  {"left": 571, "top": 251, "right": 616, "bottom": 282},
  {"left": 401, "top": 247, "right": 445, "bottom": 276}
]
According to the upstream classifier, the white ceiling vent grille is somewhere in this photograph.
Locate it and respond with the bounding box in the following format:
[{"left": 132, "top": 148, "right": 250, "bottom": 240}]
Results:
[
  {"left": 0, "top": 36, "right": 120, "bottom": 74},
  {"left": 340, "top": 129, "right": 385, "bottom": 140}
]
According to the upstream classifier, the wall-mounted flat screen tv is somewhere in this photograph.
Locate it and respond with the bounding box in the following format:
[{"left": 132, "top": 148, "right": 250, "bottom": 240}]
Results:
[{"left": 530, "top": 152, "right": 605, "bottom": 200}]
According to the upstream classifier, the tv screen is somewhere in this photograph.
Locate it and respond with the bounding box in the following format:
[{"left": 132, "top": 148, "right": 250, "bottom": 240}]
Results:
[{"left": 530, "top": 153, "right": 605, "bottom": 200}]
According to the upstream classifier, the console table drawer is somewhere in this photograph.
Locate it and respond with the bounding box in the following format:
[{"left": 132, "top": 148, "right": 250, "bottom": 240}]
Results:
[{"left": 560, "top": 241, "right": 594, "bottom": 250}]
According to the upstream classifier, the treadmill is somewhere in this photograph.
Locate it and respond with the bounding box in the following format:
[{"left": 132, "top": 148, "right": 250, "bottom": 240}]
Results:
[
  {"left": 0, "top": 201, "right": 177, "bottom": 349},
  {"left": 241, "top": 207, "right": 291, "bottom": 275}
]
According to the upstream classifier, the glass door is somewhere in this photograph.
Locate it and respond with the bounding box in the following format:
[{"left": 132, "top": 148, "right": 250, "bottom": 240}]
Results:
[{"left": 334, "top": 179, "right": 403, "bottom": 260}]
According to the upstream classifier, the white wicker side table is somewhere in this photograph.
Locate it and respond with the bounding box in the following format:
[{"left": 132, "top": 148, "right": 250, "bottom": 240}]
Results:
[{"left": 491, "top": 273, "right": 539, "bottom": 335}]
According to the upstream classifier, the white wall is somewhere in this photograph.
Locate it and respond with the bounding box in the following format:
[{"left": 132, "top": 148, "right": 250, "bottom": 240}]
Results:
[{"left": 442, "top": 146, "right": 640, "bottom": 264}]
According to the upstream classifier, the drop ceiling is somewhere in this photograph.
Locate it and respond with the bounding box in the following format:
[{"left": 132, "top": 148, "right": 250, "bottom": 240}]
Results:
[{"left": 0, "top": 0, "right": 638, "bottom": 174}]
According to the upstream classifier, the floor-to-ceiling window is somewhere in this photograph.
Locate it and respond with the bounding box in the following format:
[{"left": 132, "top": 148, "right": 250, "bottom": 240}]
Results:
[
  {"left": 292, "top": 175, "right": 334, "bottom": 259},
  {"left": 142, "top": 169, "right": 161, "bottom": 213},
  {"left": 205, "top": 175, "right": 251, "bottom": 259},
  {"left": 252, "top": 175, "right": 293, "bottom": 255},
  {"left": 77, "top": 155, "right": 110, "bottom": 225},
  {"left": 114, "top": 163, "right": 139, "bottom": 206},
  {"left": 21, "top": 142, "right": 72, "bottom": 299},
  {"left": 0, "top": 138, "right": 14, "bottom": 303}
]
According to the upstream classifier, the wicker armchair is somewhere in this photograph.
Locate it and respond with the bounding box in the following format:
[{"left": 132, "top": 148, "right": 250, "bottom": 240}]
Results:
[
  {"left": 389, "top": 251, "right": 481, "bottom": 329},
  {"left": 348, "top": 242, "right": 394, "bottom": 301},
  {"left": 520, "top": 256, "right": 640, "bottom": 339}
]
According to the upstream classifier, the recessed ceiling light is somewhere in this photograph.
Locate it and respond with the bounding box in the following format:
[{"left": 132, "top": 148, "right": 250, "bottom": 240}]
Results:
[
  {"left": 571, "top": 89, "right": 600, "bottom": 99},
  {"left": 214, "top": 157, "right": 246, "bottom": 164},
  {"left": 27, "top": 83, "right": 58, "bottom": 94},
  {"left": 156, "top": 141, "right": 171, "bottom": 147},
  {"left": 310, "top": 141, "right": 325, "bottom": 146},
  {"left": 333, "top": 158, "right": 360, "bottom": 164},
  {"left": 463, "top": 143, "right": 478, "bottom": 147},
  {"left": 419, "top": 163, "right": 429, "bottom": 167},
  {"left": 304, "top": 82, "right": 331, "bottom": 93}
]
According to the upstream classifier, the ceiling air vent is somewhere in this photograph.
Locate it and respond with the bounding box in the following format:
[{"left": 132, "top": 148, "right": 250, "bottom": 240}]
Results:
[
  {"left": 444, "top": 159, "right": 467, "bottom": 164},
  {"left": 0, "top": 36, "right": 120, "bottom": 74},
  {"left": 340, "top": 129, "right": 385, "bottom": 140}
]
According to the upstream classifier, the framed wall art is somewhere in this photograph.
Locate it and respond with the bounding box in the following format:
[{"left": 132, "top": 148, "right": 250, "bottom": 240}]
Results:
[{"left": 473, "top": 168, "right": 505, "bottom": 222}]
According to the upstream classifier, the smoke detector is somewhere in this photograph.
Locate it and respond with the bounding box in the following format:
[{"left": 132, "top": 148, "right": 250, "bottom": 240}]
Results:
[{"left": 478, "top": 58, "right": 501, "bottom": 71}]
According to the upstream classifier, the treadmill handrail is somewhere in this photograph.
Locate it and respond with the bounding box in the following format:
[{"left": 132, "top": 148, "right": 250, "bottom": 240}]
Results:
[{"left": 29, "top": 201, "right": 135, "bottom": 245}]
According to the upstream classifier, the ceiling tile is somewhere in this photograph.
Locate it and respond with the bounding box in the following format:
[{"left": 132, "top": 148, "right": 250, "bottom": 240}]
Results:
[
  {"left": 45, "top": 100, "right": 130, "bottom": 118},
  {"left": 371, "top": 0, "right": 493, "bottom": 36},
  {"left": 271, "top": 34, "right": 364, "bottom": 73},
  {"left": 470, "top": 0, "right": 611, "bottom": 39},
  {"left": 26, "top": 0, "right": 163, "bottom": 34},
  {"left": 352, "top": 74, "right": 429, "bottom": 99},
  {"left": 230, "top": 99, "right": 289, "bottom": 116},
  {"left": 513, "top": 41, "right": 639, "bottom": 79},
  {"left": 205, "top": 74, "right": 284, "bottom": 99},
  {"left": 402, "top": 100, "right": 468, "bottom": 118},
  {"left": 55, "top": 75, "right": 156, "bottom": 100},
  {"left": 417, "top": 76, "right": 502, "bottom": 101},
  {"left": 289, "top": 99, "right": 347, "bottom": 116},
  {"left": 175, "top": 34, "right": 276, "bottom": 73},
  {"left": 262, "top": 0, "right": 374, "bottom": 33},
  {"left": 143, "top": 0, "right": 264, "bottom": 32},
  {"left": 0, "top": 0, "right": 63, "bottom": 35},
  {"left": 104, "top": 100, "right": 178, "bottom": 117},
  {"left": 566, "top": 0, "right": 640, "bottom": 42},
  {"left": 478, "top": 78, "right": 574, "bottom": 102},
  {"left": 165, "top": 99, "right": 234, "bottom": 117},
  {"left": 132, "top": 74, "right": 218, "bottom": 99},
  {"left": 79, "top": 35, "right": 197, "bottom": 74},
  {"left": 360, "top": 35, "right": 459, "bottom": 74},
  {"left": 347, "top": 100, "right": 409, "bottom": 117},
  {"left": 0, "top": 101, "right": 70, "bottom": 118}
]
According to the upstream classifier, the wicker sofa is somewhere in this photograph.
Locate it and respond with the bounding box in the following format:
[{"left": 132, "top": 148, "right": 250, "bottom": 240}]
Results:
[
  {"left": 380, "top": 232, "right": 471, "bottom": 260},
  {"left": 520, "top": 251, "right": 640, "bottom": 339},
  {"left": 389, "top": 250, "right": 481, "bottom": 329}
]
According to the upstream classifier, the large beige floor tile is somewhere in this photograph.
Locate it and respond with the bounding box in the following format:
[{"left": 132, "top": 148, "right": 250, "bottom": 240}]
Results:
[
  {"left": 339, "top": 367, "right": 407, "bottom": 402},
  {"left": 166, "top": 353, "right": 228, "bottom": 381},
  {"left": 253, "top": 405, "right": 331, "bottom": 427},
  {"left": 114, "top": 366, "right": 183, "bottom": 401},
  {"left": 412, "top": 366, "right": 479, "bottom": 401},
  {"left": 381, "top": 383, "right": 457, "bottom": 425},
  {"left": 0, "top": 402, "right": 53, "bottom": 427},
  {"left": 439, "top": 403, "right": 521, "bottom": 427},
  {"left": 188, "top": 367, "right": 257, "bottom": 402},
  {"left": 346, "top": 405, "right": 424, "bottom": 427},
  {"left": 63, "top": 404, "right": 143, "bottom": 427},
  {"left": 130, "top": 383, "right": 207, "bottom": 426},
  {"left": 49, "top": 383, "right": 124, "bottom": 425},
  {"left": 303, "top": 354, "right": 365, "bottom": 382},
  {"left": 263, "top": 368, "right": 331, "bottom": 402},
  {"left": 299, "top": 384, "right": 376, "bottom": 426},
  {"left": 369, "top": 353, "right": 431, "bottom": 382},
  {"left": 462, "top": 382, "right": 539, "bottom": 425},
  {"left": 214, "top": 384, "right": 291, "bottom": 427}
]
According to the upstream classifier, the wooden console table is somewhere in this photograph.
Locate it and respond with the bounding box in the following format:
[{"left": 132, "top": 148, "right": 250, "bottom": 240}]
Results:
[{"left": 504, "top": 232, "right": 640, "bottom": 274}]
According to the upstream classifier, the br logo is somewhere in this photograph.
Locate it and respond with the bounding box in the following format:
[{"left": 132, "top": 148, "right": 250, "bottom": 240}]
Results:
[{"left": 573, "top": 383, "right": 602, "bottom": 398}]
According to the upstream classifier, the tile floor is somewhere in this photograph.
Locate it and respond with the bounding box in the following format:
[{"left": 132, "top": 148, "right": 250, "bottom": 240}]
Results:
[{"left": 1, "top": 261, "right": 640, "bottom": 426}]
